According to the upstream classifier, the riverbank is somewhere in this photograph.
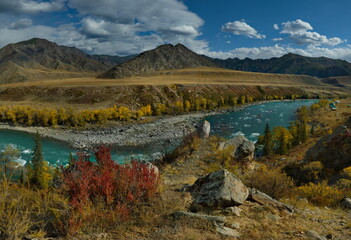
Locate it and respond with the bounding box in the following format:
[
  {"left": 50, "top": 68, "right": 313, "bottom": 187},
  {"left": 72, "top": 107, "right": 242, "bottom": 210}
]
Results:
[{"left": 0, "top": 99, "right": 315, "bottom": 151}]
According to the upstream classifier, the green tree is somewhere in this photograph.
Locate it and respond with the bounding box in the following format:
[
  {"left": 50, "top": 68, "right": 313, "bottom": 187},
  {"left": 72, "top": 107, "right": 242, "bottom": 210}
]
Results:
[
  {"left": 0, "top": 144, "right": 20, "bottom": 177},
  {"left": 263, "top": 123, "right": 274, "bottom": 156},
  {"left": 29, "top": 132, "right": 52, "bottom": 188}
]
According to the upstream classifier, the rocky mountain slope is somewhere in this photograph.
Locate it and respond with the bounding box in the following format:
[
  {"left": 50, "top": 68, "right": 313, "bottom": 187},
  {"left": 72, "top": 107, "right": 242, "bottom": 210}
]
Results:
[
  {"left": 97, "top": 43, "right": 219, "bottom": 79},
  {"left": 214, "top": 53, "right": 351, "bottom": 78},
  {"left": 0, "top": 38, "right": 129, "bottom": 83}
]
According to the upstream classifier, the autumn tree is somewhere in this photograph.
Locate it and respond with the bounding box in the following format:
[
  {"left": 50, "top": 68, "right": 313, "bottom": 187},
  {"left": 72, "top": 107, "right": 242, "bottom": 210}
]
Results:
[{"left": 263, "top": 123, "right": 273, "bottom": 156}]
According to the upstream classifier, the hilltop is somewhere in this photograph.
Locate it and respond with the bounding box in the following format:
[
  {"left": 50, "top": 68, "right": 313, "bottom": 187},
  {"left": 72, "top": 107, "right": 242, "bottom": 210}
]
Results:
[
  {"left": 97, "top": 43, "right": 219, "bottom": 79},
  {"left": 0, "top": 38, "right": 128, "bottom": 83}
]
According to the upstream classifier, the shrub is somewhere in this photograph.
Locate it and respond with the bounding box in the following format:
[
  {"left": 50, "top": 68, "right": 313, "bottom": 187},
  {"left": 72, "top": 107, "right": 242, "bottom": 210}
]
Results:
[
  {"left": 243, "top": 165, "right": 295, "bottom": 199},
  {"left": 0, "top": 178, "right": 69, "bottom": 239},
  {"left": 62, "top": 146, "right": 160, "bottom": 234},
  {"left": 296, "top": 182, "right": 344, "bottom": 206}
]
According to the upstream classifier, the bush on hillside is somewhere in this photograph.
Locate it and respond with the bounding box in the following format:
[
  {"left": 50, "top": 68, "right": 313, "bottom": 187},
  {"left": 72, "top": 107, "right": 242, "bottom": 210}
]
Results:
[{"left": 62, "top": 146, "right": 160, "bottom": 233}]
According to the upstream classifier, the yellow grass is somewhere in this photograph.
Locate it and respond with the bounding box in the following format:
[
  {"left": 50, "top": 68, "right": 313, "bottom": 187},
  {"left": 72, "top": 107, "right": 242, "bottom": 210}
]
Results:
[{"left": 0, "top": 67, "right": 340, "bottom": 89}]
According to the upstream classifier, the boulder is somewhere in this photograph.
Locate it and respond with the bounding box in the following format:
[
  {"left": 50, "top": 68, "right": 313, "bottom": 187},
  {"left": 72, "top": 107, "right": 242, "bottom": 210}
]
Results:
[
  {"left": 249, "top": 188, "right": 294, "bottom": 212},
  {"left": 197, "top": 120, "right": 210, "bottom": 139},
  {"left": 305, "top": 230, "right": 327, "bottom": 240},
  {"left": 341, "top": 198, "right": 351, "bottom": 209},
  {"left": 304, "top": 117, "right": 351, "bottom": 171},
  {"left": 188, "top": 169, "right": 249, "bottom": 211},
  {"left": 218, "top": 135, "right": 255, "bottom": 161},
  {"left": 236, "top": 139, "right": 255, "bottom": 161}
]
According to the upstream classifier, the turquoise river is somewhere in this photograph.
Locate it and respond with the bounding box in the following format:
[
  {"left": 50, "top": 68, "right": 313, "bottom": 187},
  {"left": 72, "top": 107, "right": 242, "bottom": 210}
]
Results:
[{"left": 0, "top": 100, "right": 317, "bottom": 166}]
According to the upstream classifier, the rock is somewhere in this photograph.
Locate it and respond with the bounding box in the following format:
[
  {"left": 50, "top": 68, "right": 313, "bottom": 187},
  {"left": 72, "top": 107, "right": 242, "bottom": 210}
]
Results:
[
  {"left": 215, "top": 224, "right": 241, "bottom": 238},
  {"left": 188, "top": 169, "right": 249, "bottom": 211},
  {"left": 145, "top": 162, "right": 160, "bottom": 177},
  {"left": 249, "top": 188, "right": 294, "bottom": 212},
  {"left": 173, "top": 211, "right": 226, "bottom": 224},
  {"left": 340, "top": 198, "right": 351, "bottom": 209},
  {"left": 224, "top": 206, "right": 242, "bottom": 216},
  {"left": 228, "top": 222, "right": 240, "bottom": 229},
  {"left": 236, "top": 139, "right": 255, "bottom": 161},
  {"left": 304, "top": 117, "right": 351, "bottom": 171},
  {"left": 305, "top": 230, "right": 327, "bottom": 240},
  {"left": 197, "top": 120, "right": 210, "bottom": 139},
  {"left": 218, "top": 135, "right": 255, "bottom": 161}
]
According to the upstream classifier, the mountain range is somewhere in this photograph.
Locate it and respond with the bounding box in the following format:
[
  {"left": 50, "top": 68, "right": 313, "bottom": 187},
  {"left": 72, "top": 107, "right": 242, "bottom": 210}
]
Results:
[
  {"left": 1, "top": 38, "right": 351, "bottom": 84},
  {"left": 214, "top": 53, "right": 351, "bottom": 78}
]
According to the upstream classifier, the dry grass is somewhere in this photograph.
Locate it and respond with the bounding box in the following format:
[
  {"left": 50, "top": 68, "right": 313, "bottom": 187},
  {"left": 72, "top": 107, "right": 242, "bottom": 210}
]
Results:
[{"left": 0, "top": 67, "right": 344, "bottom": 89}]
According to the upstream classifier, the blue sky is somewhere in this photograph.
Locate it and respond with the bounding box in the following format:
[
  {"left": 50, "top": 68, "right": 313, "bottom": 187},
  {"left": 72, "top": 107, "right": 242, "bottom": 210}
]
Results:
[{"left": 0, "top": 0, "right": 351, "bottom": 60}]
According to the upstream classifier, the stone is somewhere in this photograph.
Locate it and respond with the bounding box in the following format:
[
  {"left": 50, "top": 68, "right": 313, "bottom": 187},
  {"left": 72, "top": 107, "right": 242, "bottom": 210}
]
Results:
[
  {"left": 305, "top": 230, "right": 327, "bottom": 240},
  {"left": 235, "top": 139, "right": 255, "bottom": 161},
  {"left": 249, "top": 188, "right": 294, "bottom": 212},
  {"left": 197, "top": 120, "right": 211, "bottom": 139},
  {"left": 188, "top": 169, "right": 249, "bottom": 211},
  {"left": 224, "top": 206, "right": 242, "bottom": 216},
  {"left": 228, "top": 222, "right": 240, "bottom": 229},
  {"left": 341, "top": 198, "right": 351, "bottom": 209},
  {"left": 173, "top": 211, "right": 226, "bottom": 224},
  {"left": 145, "top": 162, "right": 159, "bottom": 177},
  {"left": 216, "top": 225, "right": 241, "bottom": 238},
  {"left": 218, "top": 135, "right": 255, "bottom": 161}
]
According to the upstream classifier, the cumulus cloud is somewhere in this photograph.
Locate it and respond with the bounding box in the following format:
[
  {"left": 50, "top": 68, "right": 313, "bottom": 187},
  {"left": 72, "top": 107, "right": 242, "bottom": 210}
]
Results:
[
  {"left": 273, "top": 24, "right": 279, "bottom": 30},
  {"left": 0, "top": 0, "right": 209, "bottom": 56},
  {"left": 0, "top": 0, "right": 65, "bottom": 14},
  {"left": 221, "top": 20, "right": 265, "bottom": 39},
  {"left": 8, "top": 18, "right": 33, "bottom": 29},
  {"left": 272, "top": 38, "right": 283, "bottom": 42},
  {"left": 280, "top": 19, "right": 345, "bottom": 46}
]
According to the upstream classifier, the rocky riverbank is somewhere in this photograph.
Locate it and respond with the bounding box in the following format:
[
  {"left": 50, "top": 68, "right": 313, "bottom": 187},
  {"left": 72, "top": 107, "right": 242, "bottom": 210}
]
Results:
[
  {"left": 0, "top": 100, "right": 306, "bottom": 151},
  {"left": 0, "top": 112, "right": 209, "bottom": 150}
]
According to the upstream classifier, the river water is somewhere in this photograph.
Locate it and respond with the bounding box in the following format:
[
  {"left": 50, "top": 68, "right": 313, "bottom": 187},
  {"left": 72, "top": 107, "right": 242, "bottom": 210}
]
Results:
[{"left": 0, "top": 100, "right": 316, "bottom": 166}]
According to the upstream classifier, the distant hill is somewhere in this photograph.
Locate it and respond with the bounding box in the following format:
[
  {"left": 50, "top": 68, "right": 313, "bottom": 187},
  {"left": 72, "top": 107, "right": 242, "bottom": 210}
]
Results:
[
  {"left": 214, "top": 53, "right": 351, "bottom": 78},
  {"left": 98, "top": 44, "right": 219, "bottom": 79},
  {"left": 0, "top": 38, "right": 131, "bottom": 83}
]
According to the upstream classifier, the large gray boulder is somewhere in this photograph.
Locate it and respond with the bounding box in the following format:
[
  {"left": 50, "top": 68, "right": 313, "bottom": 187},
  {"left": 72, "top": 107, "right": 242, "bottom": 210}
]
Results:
[
  {"left": 197, "top": 120, "right": 211, "bottom": 139},
  {"left": 188, "top": 169, "right": 249, "bottom": 211},
  {"left": 218, "top": 135, "right": 255, "bottom": 161}
]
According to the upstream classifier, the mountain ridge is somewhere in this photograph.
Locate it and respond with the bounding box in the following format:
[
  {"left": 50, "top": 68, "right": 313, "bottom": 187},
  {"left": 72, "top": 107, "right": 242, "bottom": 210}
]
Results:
[{"left": 214, "top": 53, "right": 351, "bottom": 78}]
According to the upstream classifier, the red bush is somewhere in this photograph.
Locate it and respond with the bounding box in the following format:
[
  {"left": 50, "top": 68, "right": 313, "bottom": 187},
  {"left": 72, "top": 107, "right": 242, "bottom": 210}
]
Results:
[{"left": 62, "top": 145, "right": 160, "bottom": 229}]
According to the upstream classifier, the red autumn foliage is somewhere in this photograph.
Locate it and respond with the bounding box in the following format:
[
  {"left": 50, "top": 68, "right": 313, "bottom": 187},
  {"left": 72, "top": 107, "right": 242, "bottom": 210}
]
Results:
[{"left": 61, "top": 145, "right": 160, "bottom": 228}]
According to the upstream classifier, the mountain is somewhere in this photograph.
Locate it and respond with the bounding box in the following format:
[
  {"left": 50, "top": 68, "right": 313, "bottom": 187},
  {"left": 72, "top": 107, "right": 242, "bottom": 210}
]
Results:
[
  {"left": 90, "top": 54, "right": 136, "bottom": 68},
  {"left": 98, "top": 43, "right": 219, "bottom": 79},
  {"left": 214, "top": 53, "right": 351, "bottom": 78},
  {"left": 0, "top": 38, "right": 131, "bottom": 83}
]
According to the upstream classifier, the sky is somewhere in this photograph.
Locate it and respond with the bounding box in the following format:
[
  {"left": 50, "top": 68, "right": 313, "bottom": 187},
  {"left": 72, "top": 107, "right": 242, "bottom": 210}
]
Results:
[{"left": 1, "top": 0, "right": 351, "bottom": 60}]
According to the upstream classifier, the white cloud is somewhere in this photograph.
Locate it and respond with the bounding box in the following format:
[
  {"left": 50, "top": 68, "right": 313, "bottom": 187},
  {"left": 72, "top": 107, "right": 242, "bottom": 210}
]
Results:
[
  {"left": 280, "top": 19, "right": 346, "bottom": 46},
  {"left": 273, "top": 24, "right": 279, "bottom": 30},
  {"left": 221, "top": 20, "right": 265, "bottom": 39},
  {"left": 0, "top": 0, "right": 209, "bottom": 56},
  {"left": 272, "top": 38, "right": 283, "bottom": 42},
  {"left": 0, "top": 0, "right": 65, "bottom": 14},
  {"left": 281, "top": 19, "right": 313, "bottom": 34},
  {"left": 8, "top": 18, "right": 32, "bottom": 29}
]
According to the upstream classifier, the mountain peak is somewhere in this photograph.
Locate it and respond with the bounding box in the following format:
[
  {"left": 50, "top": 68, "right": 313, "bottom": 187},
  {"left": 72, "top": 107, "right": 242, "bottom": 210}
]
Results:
[{"left": 98, "top": 43, "right": 218, "bottom": 79}]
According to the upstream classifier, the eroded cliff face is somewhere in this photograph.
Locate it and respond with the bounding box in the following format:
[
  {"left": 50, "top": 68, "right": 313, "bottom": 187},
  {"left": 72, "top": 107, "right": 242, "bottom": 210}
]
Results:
[{"left": 304, "top": 117, "right": 351, "bottom": 171}]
